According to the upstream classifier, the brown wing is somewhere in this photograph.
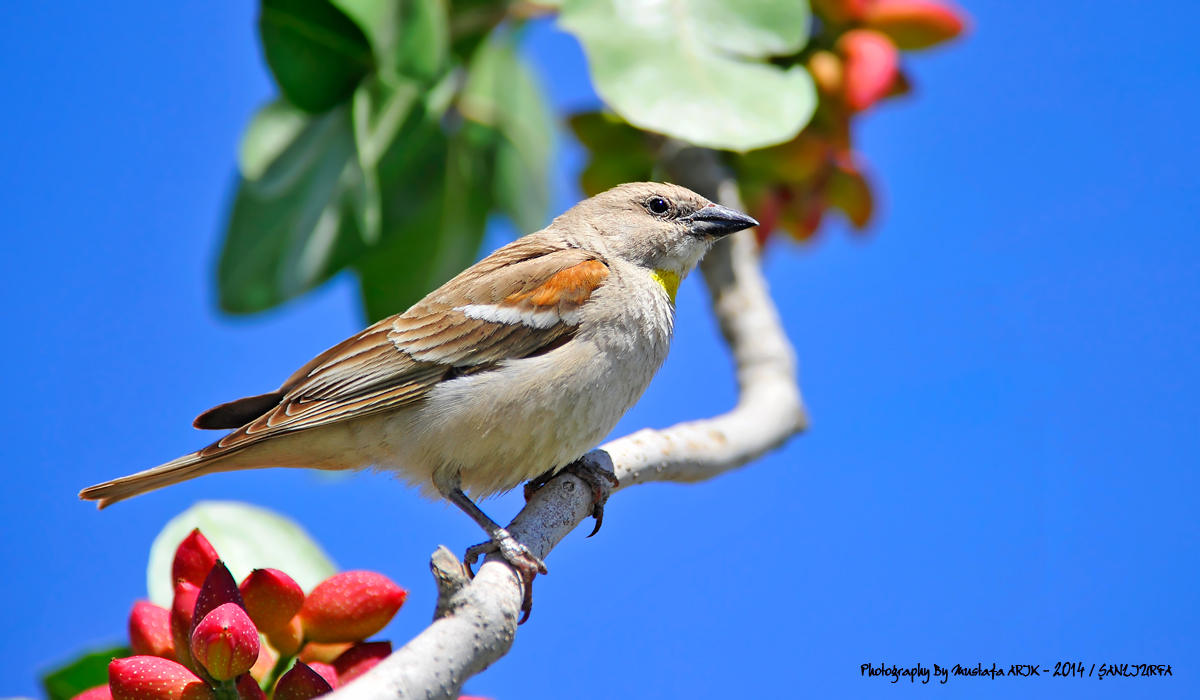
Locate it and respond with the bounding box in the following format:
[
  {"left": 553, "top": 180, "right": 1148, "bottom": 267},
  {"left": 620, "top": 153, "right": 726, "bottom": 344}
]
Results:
[{"left": 196, "top": 239, "right": 610, "bottom": 458}]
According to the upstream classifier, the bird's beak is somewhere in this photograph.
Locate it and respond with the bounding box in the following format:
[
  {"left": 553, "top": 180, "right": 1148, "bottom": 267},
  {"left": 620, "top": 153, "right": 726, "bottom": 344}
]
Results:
[{"left": 684, "top": 204, "right": 759, "bottom": 237}]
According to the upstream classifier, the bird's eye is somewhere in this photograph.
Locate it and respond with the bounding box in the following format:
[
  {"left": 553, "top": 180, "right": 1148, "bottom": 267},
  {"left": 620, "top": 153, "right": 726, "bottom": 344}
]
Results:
[{"left": 647, "top": 197, "right": 671, "bottom": 216}]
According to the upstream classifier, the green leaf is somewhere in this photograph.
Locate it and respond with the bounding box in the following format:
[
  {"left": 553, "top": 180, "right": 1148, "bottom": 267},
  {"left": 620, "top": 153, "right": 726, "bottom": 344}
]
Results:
[
  {"left": 459, "top": 33, "right": 551, "bottom": 233},
  {"left": 260, "top": 0, "right": 375, "bottom": 113},
  {"left": 333, "top": 0, "right": 449, "bottom": 82},
  {"left": 147, "top": 501, "right": 337, "bottom": 607},
  {"left": 352, "top": 76, "right": 422, "bottom": 243},
  {"left": 559, "top": 0, "right": 816, "bottom": 151},
  {"left": 354, "top": 121, "right": 495, "bottom": 321},
  {"left": 238, "top": 99, "right": 311, "bottom": 181},
  {"left": 41, "top": 647, "right": 130, "bottom": 700},
  {"left": 219, "top": 105, "right": 367, "bottom": 314}
]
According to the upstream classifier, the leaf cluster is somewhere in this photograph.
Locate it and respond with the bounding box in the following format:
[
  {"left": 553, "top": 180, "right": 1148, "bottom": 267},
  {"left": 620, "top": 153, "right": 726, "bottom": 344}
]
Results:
[
  {"left": 216, "top": 0, "right": 966, "bottom": 320},
  {"left": 223, "top": 0, "right": 552, "bottom": 321}
]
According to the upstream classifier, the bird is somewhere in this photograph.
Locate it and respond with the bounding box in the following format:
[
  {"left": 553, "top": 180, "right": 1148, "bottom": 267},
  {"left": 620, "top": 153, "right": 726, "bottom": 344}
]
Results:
[{"left": 80, "top": 182, "right": 757, "bottom": 616}]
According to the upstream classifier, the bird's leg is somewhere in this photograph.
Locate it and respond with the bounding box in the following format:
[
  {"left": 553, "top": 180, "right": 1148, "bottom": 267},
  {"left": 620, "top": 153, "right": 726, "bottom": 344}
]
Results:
[
  {"left": 524, "top": 456, "right": 620, "bottom": 537},
  {"left": 443, "top": 487, "right": 546, "bottom": 623}
]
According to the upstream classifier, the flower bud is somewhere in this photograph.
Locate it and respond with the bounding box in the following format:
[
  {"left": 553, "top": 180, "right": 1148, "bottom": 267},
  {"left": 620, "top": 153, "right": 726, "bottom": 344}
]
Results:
[
  {"left": 266, "top": 616, "right": 303, "bottom": 658},
  {"left": 190, "top": 603, "right": 260, "bottom": 682},
  {"left": 190, "top": 562, "right": 247, "bottom": 642},
  {"left": 306, "top": 663, "right": 339, "bottom": 690},
  {"left": 239, "top": 569, "right": 304, "bottom": 634},
  {"left": 171, "top": 582, "right": 201, "bottom": 671},
  {"left": 129, "top": 601, "right": 175, "bottom": 660},
  {"left": 299, "top": 572, "right": 407, "bottom": 643},
  {"left": 235, "top": 674, "right": 265, "bottom": 700},
  {"left": 172, "top": 530, "right": 219, "bottom": 589},
  {"left": 70, "top": 685, "right": 113, "bottom": 700},
  {"left": 108, "top": 656, "right": 215, "bottom": 700},
  {"left": 862, "top": 0, "right": 967, "bottom": 50},
  {"left": 332, "top": 642, "right": 391, "bottom": 685},
  {"left": 838, "top": 29, "right": 899, "bottom": 112},
  {"left": 273, "top": 662, "right": 333, "bottom": 700}
]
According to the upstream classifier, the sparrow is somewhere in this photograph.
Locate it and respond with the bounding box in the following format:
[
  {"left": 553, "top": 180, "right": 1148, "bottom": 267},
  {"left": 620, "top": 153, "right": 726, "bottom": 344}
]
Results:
[{"left": 80, "top": 182, "right": 757, "bottom": 616}]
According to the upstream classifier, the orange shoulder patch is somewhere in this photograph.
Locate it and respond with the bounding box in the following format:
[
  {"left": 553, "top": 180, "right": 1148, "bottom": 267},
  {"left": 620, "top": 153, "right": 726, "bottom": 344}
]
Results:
[{"left": 508, "top": 259, "right": 609, "bottom": 310}]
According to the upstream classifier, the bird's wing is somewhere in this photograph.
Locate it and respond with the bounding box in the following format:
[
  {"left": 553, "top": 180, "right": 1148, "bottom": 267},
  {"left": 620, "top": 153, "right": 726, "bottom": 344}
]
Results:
[{"left": 197, "top": 240, "right": 610, "bottom": 457}]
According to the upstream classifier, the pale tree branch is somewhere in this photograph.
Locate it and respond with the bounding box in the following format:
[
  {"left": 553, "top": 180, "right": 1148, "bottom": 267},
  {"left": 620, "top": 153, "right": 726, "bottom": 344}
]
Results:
[{"left": 325, "top": 147, "right": 808, "bottom": 700}]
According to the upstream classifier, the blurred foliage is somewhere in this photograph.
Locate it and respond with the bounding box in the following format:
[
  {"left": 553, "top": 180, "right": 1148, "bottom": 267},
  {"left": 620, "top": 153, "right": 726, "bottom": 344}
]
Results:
[
  {"left": 216, "top": 0, "right": 966, "bottom": 321},
  {"left": 41, "top": 647, "right": 130, "bottom": 700}
]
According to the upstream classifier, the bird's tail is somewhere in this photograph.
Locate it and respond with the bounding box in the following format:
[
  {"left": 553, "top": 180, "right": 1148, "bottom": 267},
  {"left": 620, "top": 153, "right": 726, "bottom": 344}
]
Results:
[{"left": 79, "top": 451, "right": 230, "bottom": 509}]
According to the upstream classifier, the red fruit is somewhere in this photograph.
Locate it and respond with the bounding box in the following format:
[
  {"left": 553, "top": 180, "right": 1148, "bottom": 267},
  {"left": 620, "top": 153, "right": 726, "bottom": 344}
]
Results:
[
  {"left": 190, "top": 603, "right": 260, "bottom": 681},
  {"left": 307, "top": 662, "right": 339, "bottom": 689},
  {"left": 299, "top": 572, "right": 407, "bottom": 644},
  {"left": 248, "top": 641, "right": 277, "bottom": 682},
  {"left": 298, "top": 642, "right": 352, "bottom": 665},
  {"left": 274, "top": 662, "right": 333, "bottom": 700},
  {"left": 236, "top": 674, "right": 265, "bottom": 700},
  {"left": 239, "top": 569, "right": 304, "bottom": 634},
  {"left": 839, "top": 29, "right": 899, "bottom": 111},
  {"left": 129, "top": 601, "right": 175, "bottom": 660},
  {"left": 332, "top": 642, "right": 391, "bottom": 685},
  {"left": 863, "top": 0, "right": 967, "bottom": 50},
  {"left": 171, "top": 582, "right": 201, "bottom": 671},
  {"left": 190, "top": 562, "right": 247, "bottom": 641},
  {"left": 108, "top": 656, "right": 215, "bottom": 700},
  {"left": 266, "top": 616, "right": 303, "bottom": 657},
  {"left": 172, "top": 530, "right": 219, "bottom": 589},
  {"left": 70, "top": 685, "right": 113, "bottom": 700}
]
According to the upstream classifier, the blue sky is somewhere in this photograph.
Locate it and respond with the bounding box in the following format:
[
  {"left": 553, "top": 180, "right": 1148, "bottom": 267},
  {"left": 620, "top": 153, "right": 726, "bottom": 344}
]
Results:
[{"left": 1, "top": 1, "right": 1197, "bottom": 698}]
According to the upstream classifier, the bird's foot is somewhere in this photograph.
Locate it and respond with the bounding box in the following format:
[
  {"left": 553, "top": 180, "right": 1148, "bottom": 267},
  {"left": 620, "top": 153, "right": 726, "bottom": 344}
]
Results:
[
  {"left": 525, "top": 457, "right": 619, "bottom": 537},
  {"left": 463, "top": 527, "right": 547, "bottom": 624}
]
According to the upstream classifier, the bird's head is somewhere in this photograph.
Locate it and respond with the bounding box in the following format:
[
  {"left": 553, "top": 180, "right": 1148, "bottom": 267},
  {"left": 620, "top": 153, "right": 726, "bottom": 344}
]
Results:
[{"left": 555, "top": 182, "right": 758, "bottom": 282}]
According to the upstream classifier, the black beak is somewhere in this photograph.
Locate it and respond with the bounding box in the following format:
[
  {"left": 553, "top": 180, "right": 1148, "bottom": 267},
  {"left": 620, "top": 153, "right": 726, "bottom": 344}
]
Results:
[{"left": 684, "top": 204, "right": 759, "bottom": 237}]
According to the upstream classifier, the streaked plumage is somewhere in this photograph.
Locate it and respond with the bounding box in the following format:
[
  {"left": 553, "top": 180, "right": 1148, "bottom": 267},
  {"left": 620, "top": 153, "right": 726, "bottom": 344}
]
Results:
[{"left": 79, "top": 183, "right": 758, "bottom": 586}]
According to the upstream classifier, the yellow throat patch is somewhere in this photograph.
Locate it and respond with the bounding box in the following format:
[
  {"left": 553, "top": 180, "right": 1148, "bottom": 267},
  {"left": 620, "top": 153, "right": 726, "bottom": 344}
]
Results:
[{"left": 650, "top": 269, "right": 681, "bottom": 304}]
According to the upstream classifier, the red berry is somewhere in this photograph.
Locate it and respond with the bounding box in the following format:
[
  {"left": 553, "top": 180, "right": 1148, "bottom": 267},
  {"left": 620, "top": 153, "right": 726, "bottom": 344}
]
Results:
[
  {"left": 299, "top": 572, "right": 406, "bottom": 644},
  {"left": 190, "top": 562, "right": 247, "bottom": 641},
  {"left": 266, "top": 616, "right": 303, "bottom": 658},
  {"left": 239, "top": 569, "right": 304, "bottom": 634},
  {"left": 235, "top": 674, "right": 265, "bottom": 700},
  {"left": 306, "top": 662, "right": 339, "bottom": 689},
  {"left": 839, "top": 29, "right": 899, "bottom": 111},
  {"left": 274, "top": 662, "right": 333, "bottom": 700},
  {"left": 172, "top": 530, "right": 219, "bottom": 589},
  {"left": 108, "top": 656, "right": 215, "bottom": 700},
  {"left": 332, "top": 642, "right": 391, "bottom": 685},
  {"left": 863, "top": 0, "right": 967, "bottom": 50},
  {"left": 170, "top": 582, "right": 201, "bottom": 671},
  {"left": 70, "top": 686, "right": 113, "bottom": 700},
  {"left": 190, "top": 603, "right": 260, "bottom": 682},
  {"left": 129, "top": 601, "right": 175, "bottom": 660}
]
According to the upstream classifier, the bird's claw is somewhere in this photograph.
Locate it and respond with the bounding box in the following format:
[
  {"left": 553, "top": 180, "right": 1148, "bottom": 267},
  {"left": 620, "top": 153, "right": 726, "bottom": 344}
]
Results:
[
  {"left": 463, "top": 528, "right": 547, "bottom": 624},
  {"left": 526, "top": 458, "right": 619, "bottom": 537}
]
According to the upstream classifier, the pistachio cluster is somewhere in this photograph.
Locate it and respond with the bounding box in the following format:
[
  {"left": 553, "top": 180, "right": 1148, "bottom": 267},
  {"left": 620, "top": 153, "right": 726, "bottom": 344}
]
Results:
[{"left": 72, "top": 529, "right": 405, "bottom": 700}]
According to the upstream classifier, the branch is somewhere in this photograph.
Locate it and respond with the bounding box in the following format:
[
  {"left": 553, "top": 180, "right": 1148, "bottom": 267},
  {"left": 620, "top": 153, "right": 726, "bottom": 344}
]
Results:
[{"left": 325, "top": 147, "right": 807, "bottom": 700}]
